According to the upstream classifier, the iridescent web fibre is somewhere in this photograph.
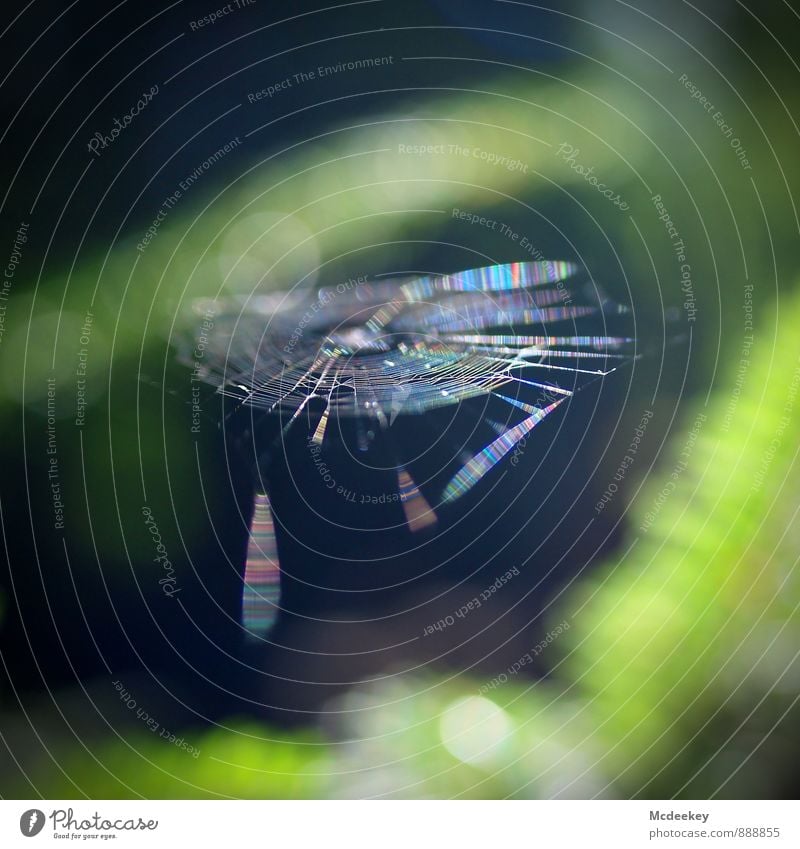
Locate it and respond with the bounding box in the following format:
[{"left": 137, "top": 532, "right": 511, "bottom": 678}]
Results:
[{"left": 242, "top": 492, "right": 281, "bottom": 634}]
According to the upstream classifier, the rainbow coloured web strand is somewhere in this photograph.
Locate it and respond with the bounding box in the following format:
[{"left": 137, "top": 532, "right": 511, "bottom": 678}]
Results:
[
  {"left": 178, "top": 261, "right": 634, "bottom": 637},
  {"left": 241, "top": 492, "right": 281, "bottom": 634}
]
